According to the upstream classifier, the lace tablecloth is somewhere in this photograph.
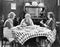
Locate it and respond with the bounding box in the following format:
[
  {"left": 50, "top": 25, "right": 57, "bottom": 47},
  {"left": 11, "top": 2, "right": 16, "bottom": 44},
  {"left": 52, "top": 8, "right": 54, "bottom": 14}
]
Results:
[{"left": 12, "top": 25, "right": 56, "bottom": 45}]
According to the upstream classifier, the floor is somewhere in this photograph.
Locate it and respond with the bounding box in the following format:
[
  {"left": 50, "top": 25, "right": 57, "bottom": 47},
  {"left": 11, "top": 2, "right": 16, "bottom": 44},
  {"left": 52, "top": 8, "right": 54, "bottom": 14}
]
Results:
[
  {"left": 0, "top": 40, "right": 59, "bottom": 47},
  {"left": 0, "top": 41, "right": 10, "bottom": 47}
]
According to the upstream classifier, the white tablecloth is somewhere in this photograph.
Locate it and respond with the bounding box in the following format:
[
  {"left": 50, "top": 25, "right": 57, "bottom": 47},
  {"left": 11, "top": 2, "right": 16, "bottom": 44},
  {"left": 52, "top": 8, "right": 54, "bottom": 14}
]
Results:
[{"left": 12, "top": 25, "right": 56, "bottom": 45}]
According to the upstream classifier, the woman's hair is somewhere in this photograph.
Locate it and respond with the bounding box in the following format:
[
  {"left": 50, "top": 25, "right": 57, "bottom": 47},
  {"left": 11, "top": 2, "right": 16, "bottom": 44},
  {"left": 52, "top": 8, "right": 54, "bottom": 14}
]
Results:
[
  {"left": 48, "top": 12, "right": 55, "bottom": 18},
  {"left": 47, "top": 12, "right": 56, "bottom": 22},
  {"left": 8, "top": 12, "right": 16, "bottom": 19},
  {"left": 25, "top": 13, "right": 31, "bottom": 18},
  {"left": 47, "top": 12, "right": 56, "bottom": 29}
]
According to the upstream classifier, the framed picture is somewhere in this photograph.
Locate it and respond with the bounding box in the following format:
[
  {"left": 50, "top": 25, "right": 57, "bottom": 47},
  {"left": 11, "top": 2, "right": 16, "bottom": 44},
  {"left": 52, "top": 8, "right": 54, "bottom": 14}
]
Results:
[
  {"left": 11, "top": 3, "right": 16, "bottom": 10},
  {"left": 58, "top": 0, "right": 60, "bottom": 6}
]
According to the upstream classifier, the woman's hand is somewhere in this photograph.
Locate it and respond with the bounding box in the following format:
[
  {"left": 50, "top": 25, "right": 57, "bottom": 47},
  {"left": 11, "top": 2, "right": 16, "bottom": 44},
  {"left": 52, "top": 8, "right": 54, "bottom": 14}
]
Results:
[
  {"left": 23, "top": 23, "right": 27, "bottom": 26},
  {"left": 20, "top": 23, "right": 27, "bottom": 27}
]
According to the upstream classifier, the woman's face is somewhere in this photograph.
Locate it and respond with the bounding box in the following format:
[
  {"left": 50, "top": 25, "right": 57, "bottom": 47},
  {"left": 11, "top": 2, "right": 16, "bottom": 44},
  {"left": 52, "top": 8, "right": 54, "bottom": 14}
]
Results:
[
  {"left": 25, "top": 17, "right": 29, "bottom": 22},
  {"left": 25, "top": 16, "right": 31, "bottom": 23},
  {"left": 12, "top": 15, "right": 16, "bottom": 20}
]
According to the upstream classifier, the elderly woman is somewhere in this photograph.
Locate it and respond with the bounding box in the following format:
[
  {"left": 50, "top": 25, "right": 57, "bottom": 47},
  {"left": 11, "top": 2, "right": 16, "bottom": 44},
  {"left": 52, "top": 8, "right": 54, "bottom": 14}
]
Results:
[
  {"left": 3, "top": 12, "right": 16, "bottom": 47},
  {"left": 4, "top": 12, "right": 16, "bottom": 29},
  {"left": 46, "top": 12, "right": 56, "bottom": 30},
  {"left": 20, "top": 13, "right": 34, "bottom": 27},
  {"left": 4, "top": 12, "right": 16, "bottom": 41}
]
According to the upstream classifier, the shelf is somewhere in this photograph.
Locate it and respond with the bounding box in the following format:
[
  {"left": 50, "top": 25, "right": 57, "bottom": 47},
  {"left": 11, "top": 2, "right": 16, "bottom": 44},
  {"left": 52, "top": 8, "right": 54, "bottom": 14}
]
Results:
[
  {"left": 31, "top": 17, "right": 47, "bottom": 20},
  {"left": 25, "top": 6, "right": 45, "bottom": 8}
]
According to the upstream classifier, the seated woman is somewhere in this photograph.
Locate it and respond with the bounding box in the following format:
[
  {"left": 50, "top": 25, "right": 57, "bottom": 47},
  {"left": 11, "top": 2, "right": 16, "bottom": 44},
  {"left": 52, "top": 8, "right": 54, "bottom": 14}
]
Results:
[
  {"left": 4, "top": 12, "right": 16, "bottom": 47},
  {"left": 20, "top": 13, "right": 34, "bottom": 27},
  {"left": 4, "top": 12, "right": 16, "bottom": 29},
  {"left": 46, "top": 12, "right": 56, "bottom": 30},
  {"left": 4, "top": 12, "right": 16, "bottom": 41}
]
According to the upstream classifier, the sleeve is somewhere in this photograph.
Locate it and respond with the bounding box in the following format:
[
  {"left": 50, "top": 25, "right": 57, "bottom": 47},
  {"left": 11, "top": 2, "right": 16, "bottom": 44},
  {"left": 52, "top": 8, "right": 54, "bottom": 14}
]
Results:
[
  {"left": 20, "top": 19, "right": 25, "bottom": 26},
  {"left": 4, "top": 22, "right": 11, "bottom": 29},
  {"left": 30, "top": 19, "right": 34, "bottom": 25},
  {"left": 40, "top": 20, "right": 48, "bottom": 27}
]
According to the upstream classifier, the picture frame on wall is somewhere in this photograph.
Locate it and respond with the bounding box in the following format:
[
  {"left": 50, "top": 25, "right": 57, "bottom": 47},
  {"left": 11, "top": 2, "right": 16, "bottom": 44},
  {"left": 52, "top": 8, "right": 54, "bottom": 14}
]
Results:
[
  {"left": 58, "top": 0, "right": 60, "bottom": 6},
  {"left": 11, "top": 3, "right": 16, "bottom": 10}
]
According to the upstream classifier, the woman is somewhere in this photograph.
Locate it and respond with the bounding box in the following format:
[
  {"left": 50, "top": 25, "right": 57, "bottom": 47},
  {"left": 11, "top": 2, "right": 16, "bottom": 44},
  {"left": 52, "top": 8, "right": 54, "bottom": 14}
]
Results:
[
  {"left": 44, "top": 12, "right": 56, "bottom": 47},
  {"left": 4, "top": 12, "right": 16, "bottom": 41},
  {"left": 20, "top": 13, "right": 34, "bottom": 27},
  {"left": 4, "top": 12, "right": 16, "bottom": 29},
  {"left": 46, "top": 12, "right": 56, "bottom": 31}
]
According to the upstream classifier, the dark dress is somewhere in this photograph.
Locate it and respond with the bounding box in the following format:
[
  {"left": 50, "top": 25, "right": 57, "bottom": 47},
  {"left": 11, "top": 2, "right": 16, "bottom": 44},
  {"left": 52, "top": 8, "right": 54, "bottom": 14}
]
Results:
[
  {"left": 4, "top": 21, "right": 12, "bottom": 29},
  {"left": 0, "top": 20, "right": 4, "bottom": 40},
  {"left": 47, "top": 19, "right": 55, "bottom": 31}
]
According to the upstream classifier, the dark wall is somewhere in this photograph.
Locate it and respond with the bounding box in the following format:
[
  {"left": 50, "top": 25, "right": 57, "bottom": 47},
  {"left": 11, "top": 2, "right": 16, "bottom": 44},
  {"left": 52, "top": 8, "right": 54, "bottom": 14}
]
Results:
[
  {"left": 2, "top": 0, "right": 24, "bottom": 19},
  {"left": 55, "top": 0, "right": 60, "bottom": 21},
  {"left": 57, "top": 7, "right": 60, "bottom": 21},
  {"left": 2, "top": 0, "right": 58, "bottom": 21},
  {"left": 3, "top": 0, "right": 16, "bottom": 19},
  {"left": 44, "top": 0, "right": 58, "bottom": 21},
  {"left": 0, "top": 0, "right": 2, "bottom": 17},
  {"left": 0, "top": 0, "right": 3, "bottom": 40},
  {"left": 16, "top": 0, "right": 24, "bottom": 18}
]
